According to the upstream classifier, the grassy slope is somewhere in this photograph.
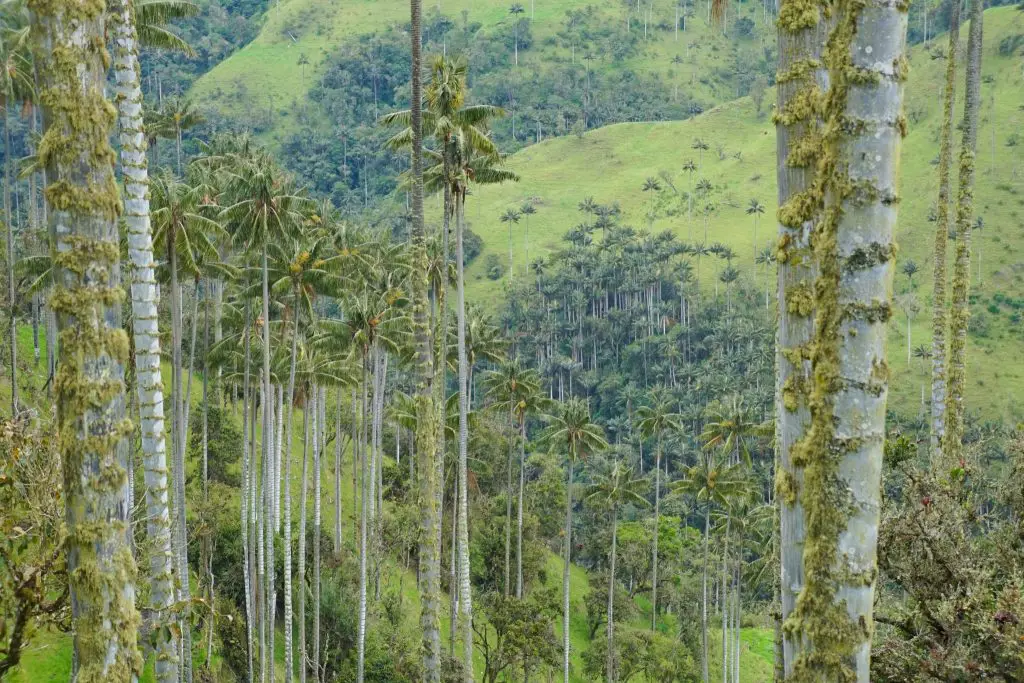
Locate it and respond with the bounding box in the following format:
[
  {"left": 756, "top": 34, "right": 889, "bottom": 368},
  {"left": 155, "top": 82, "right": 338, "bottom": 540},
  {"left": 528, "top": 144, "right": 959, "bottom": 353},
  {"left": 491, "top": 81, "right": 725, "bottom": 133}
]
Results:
[
  {"left": 456, "top": 5, "right": 1024, "bottom": 421},
  {"left": 191, "top": 0, "right": 774, "bottom": 144}
]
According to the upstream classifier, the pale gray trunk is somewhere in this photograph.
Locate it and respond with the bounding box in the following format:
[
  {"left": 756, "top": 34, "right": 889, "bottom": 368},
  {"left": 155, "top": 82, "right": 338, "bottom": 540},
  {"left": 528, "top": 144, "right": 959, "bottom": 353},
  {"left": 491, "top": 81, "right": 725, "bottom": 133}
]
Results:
[
  {"left": 504, "top": 406, "right": 514, "bottom": 597},
  {"left": 606, "top": 506, "right": 618, "bottom": 683},
  {"left": 242, "top": 307, "right": 254, "bottom": 683},
  {"left": 651, "top": 441, "right": 660, "bottom": 630},
  {"left": 283, "top": 294, "right": 300, "bottom": 683},
  {"left": 774, "top": 4, "right": 829, "bottom": 673},
  {"left": 357, "top": 357, "right": 369, "bottom": 683},
  {"left": 516, "top": 417, "right": 526, "bottom": 599},
  {"left": 110, "top": 0, "right": 178, "bottom": 677},
  {"left": 944, "top": 0, "right": 983, "bottom": 464},
  {"left": 928, "top": 0, "right": 961, "bottom": 459},
  {"left": 702, "top": 504, "right": 710, "bottom": 683},
  {"left": 170, "top": 252, "right": 194, "bottom": 683},
  {"left": 455, "top": 195, "right": 474, "bottom": 681},
  {"left": 562, "top": 457, "right": 574, "bottom": 683},
  {"left": 35, "top": 1, "right": 140, "bottom": 674},
  {"left": 313, "top": 385, "right": 323, "bottom": 683},
  {"left": 257, "top": 376, "right": 267, "bottom": 683},
  {"left": 298, "top": 398, "right": 309, "bottom": 683},
  {"left": 335, "top": 388, "right": 343, "bottom": 558},
  {"left": 789, "top": 0, "right": 907, "bottom": 677}
]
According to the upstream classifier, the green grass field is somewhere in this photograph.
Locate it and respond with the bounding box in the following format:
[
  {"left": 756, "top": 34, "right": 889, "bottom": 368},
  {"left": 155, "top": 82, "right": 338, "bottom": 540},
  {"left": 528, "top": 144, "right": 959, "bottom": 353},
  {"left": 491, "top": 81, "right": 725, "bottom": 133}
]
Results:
[
  {"left": 452, "top": 5, "right": 1024, "bottom": 421},
  {"left": 191, "top": 0, "right": 775, "bottom": 144}
]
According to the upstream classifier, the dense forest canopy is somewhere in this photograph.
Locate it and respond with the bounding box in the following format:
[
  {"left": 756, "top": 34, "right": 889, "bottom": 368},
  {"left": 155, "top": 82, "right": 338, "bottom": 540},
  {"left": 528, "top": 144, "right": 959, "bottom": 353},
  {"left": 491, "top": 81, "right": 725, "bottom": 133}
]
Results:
[{"left": 2, "top": 0, "right": 1024, "bottom": 682}]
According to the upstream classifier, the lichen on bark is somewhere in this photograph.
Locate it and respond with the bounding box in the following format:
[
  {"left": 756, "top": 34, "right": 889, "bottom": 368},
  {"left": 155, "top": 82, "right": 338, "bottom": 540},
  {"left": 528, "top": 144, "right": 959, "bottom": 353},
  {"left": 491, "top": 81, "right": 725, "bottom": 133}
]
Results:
[
  {"left": 783, "top": 0, "right": 908, "bottom": 678},
  {"left": 31, "top": 0, "right": 142, "bottom": 676}
]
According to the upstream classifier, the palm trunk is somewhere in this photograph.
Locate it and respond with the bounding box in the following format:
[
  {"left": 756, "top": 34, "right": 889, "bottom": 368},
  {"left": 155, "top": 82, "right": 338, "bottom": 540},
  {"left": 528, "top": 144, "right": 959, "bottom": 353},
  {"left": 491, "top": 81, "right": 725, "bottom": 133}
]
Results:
[
  {"left": 283, "top": 293, "right": 300, "bottom": 683},
  {"left": 411, "top": 0, "right": 443, "bottom": 674},
  {"left": 928, "top": 0, "right": 961, "bottom": 460},
  {"left": 4, "top": 102, "right": 16, "bottom": 415},
  {"left": 298, "top": 397, "right": 310, "bottom": 683},
  {"left": 944, "top": 0, "right": 983, "bottom": 466},
  {"left": 34, "top": 1, "right": 141, "bottom": 675},
  {"left": 504, "top": 404, "right": 514, "bottom": 597},
  {"left": 201, "top": 290, "right": 212, "bottom": 672},
  {"left": 357, "top": 356, "right": 369, "bottom": 683},
  {"left": 606, "top": 505, "right": 618, "bottom": 683},
  {"left": 170, "top": 246, "right": 194, "bottom": 683},
  {"left": 562, "top": 456, "right": 574, "bottom": 683},
  {"left": 702, "top": 503, "right": 710, "bottom": 683},
  {"left": 242, "top": 307, "right": 254, "bottom": 683},
  {"left": 774, "top": 1, "right": 828, "bottom": 672},
  {"left": 788, "top": 0, "right": 907, "bottom": 675},
  {"left": 516, "top": 416, "right": 526, "bottom": 599},
  {"left": 455, "top": 193, "right": 474, "bottom": 681},
  {"left": 721, "top": 518, "right": 729, "bottom": 683},
  {"left": 257, "top": 378, "right": 267, "bottom": 683},
  {"left": 110, "top": 1, "right": 177, "bottom": 677},
  {"left": 259, "top": 245, "right": 274, "bottom": 683},
  {"left": 313, "top": 385, "right": 323, "bottom": 683},
  {"left": 335, "top": 389, "right": 343, "bottom": 558},
  {"left": 651, "top": 439, "right": 661, "bottom": 631}
]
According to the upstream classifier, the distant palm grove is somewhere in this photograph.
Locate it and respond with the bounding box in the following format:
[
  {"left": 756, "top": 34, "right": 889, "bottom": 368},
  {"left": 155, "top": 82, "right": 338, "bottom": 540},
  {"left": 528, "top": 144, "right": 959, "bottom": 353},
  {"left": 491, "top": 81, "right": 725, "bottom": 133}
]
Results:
[{"left": 3, "top": 0, "right": 1024, "bottom": 681}]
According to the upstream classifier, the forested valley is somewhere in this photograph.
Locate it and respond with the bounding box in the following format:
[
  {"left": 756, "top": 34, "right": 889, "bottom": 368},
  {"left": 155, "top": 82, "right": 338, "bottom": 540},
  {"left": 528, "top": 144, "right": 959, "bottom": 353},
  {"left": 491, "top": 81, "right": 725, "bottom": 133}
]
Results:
[{"left": 2, "top": 0, "right": 1024, "bottom": 681}]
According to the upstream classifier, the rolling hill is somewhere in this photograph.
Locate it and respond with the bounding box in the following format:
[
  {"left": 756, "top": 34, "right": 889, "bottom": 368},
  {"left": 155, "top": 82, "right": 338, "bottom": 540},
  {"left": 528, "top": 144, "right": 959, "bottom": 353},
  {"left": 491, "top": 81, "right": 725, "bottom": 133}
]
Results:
[
  {"left": 451, "top": 5, "right": 1024, "bottom": 421},
  {"left": 191, "top": 0, "right": 777, "bottom": 144}
]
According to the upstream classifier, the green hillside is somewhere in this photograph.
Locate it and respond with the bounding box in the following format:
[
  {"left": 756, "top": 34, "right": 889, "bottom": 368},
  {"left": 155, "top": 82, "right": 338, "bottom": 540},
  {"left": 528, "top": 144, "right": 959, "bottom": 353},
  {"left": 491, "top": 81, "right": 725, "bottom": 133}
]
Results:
[
  {"left": 192, "top": 0, "right": 775, "bottom": 143},
  {"left": 452, "top": 5, "right": 1024, "bottom": 421}
]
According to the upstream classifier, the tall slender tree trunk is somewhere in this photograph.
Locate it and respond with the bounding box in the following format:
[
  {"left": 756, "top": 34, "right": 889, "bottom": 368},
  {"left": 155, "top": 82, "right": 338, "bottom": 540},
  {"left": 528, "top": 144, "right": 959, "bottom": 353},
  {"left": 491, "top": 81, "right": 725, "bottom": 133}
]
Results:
[
  {"left": 283, "top": 294, "right": 300, "bottom": 683},
  {"left": 313, "top": 385, "right": 322, "bottom": 683},
  {"left": 504, "top": 404, "right": 514, "bottom": 597},
  {"left": 242, "top": 307, "right": 254, "bottom": 683},
  {"left": 929, "top": 0, "right": 960, "bottom": 460},
  {"left": 944, "top": 0, "right": 983, "bottom": 466},
  {"left": 32, "top": 0, "right": 142, "bottom": 675},
  {"left": 357, "top": 357, "right": 369, "bottom": 683},
  {"left": 651, "top": 439, "right": 661, "bottom": 631},
  {"left": 260, "top": 246, "right": 274, "bottom": 683},
  {"left": 110, "top": 0, "right": 178, "bottom": 677},
  {"left": 516, "top": 416, "right": 526, "bottom": 599},
  {"left": 606, "top": 506, "right": 618, "bottom": 683},
  {"left": 335, "top": 389, "right": 343, "bottom": 558},
  {"left": 411, "top": 0, "right": 444, "bottom": 673},
  {"left": 299, "top": 398, "right": 309, "bottom": 683},
  {"left": 4, "top": 102, "right": 15, "bottom": 415},
  {"left": 774, "top": 0, "right": 828, "bottom": 672},
  {"left": 455, "top": 193, "right": 474, "bottom": 681},
  {"left": 562, "top": 457, "right": 574, "bottom": 683},
  {"left": 787, "top": 0, "right": 908, "bottom": 676},
  {"left": 169, "top": 246, "right": 194, "bottom": 683},
  {"left": 701, "top": 503, "right": 710, "bottom": 683}
]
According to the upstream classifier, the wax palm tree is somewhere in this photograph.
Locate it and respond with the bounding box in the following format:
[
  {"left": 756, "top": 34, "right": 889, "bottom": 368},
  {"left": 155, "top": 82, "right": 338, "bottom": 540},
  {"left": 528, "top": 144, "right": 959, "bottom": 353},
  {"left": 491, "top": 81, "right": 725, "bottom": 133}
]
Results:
[
  {"left": 265, "top": 226, "right": 333, "bottom": 682},
  {"left": 691, "top": 137, "right": 709, "bottom": 169},
  {"left": 151, "top": 169, "right": 228, "bottom": 674},
  {"left": 404, "top": 1, "right": 441, "bottom": 676},
  {"left": 928, "top": 0, "right": 962, "bottom": 460},
  {"left": 635, "top": 391, "right": 682, "bottom": 629},
  {"left": 673, "top": 451, "right": 745, "bottom": 683},
  {"left": 158, "top": 95, "right": 204, "bottom": 175},
  {"left": 584, "top": 457, "right": 648, "bottom": 682},
  {"left": 520, "top": 202, "right": 536, "bottom": 267},
  {"left": 0, "top": 9, "right": 32, "bottom": 412},
  {"left": 745, "top": 198, "right": 764, "bottom": 260},
  {"left": 500, "top": 208, "right": 521, "bottom": 281},
  {"left": 509, "top": 2, "right": 525, "bottom": 65},
  {"left": 32, "top": 0, "right": 140, "bottom": 677},
  {"left": 108, "top": 0, "right": 197, "bottom": 675},
  {"left": 541, "top": 397, "right": 608, "bottom": 683}
]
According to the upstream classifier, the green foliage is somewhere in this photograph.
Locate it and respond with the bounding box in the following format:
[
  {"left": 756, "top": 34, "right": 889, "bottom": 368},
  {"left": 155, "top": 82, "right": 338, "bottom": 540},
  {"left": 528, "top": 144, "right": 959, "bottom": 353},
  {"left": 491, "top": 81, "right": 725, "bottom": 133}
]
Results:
[{"left": 187, "top": 404, "right": 242, "bottom": 487}]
